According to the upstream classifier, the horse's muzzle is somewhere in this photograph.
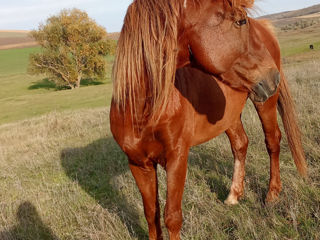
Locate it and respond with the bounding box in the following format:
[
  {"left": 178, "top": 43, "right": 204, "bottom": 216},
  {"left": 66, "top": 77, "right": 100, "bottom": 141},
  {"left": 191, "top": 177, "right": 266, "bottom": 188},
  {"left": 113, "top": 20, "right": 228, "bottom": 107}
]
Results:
[{"left": 249, "top": 69, "right": 280, "bottom": 102}]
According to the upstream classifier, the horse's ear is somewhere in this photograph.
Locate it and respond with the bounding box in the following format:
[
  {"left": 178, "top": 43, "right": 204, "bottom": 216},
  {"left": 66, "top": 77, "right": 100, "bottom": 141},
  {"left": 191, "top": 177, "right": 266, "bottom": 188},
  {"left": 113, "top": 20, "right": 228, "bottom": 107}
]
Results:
[
  {"left": 230, "top": 0, "right": 254, "bottom": 9},
  {"left": 243, "top": 0, "right": 254, "bottom": 8}
]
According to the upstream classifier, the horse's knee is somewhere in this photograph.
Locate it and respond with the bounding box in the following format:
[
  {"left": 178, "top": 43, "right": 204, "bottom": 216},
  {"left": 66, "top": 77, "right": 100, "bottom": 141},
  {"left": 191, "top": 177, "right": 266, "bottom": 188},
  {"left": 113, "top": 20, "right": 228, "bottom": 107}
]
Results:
[
  {"left": 233, "top": 133, "right": 249, "bottom": 155},
  {"left": 164, "top": 209, "right": 182, "bottom": 233},
  {"left": 265, "top": 127, "right": 281, "bottom": 154}
]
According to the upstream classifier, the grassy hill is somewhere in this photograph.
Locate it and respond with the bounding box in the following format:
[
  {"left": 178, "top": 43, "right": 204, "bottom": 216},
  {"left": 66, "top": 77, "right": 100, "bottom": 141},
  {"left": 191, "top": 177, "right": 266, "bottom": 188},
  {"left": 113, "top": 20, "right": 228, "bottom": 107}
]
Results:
[
  {"left": 0, "top": 47, "right": 114, "bottom": 124},
  {"left": 0, "top": 31, "right": 37, "bottom": 50},
  {"left": 260, "top": 4, "right": 320, "bottom": 21},
  {"left": 257, "top": 4, "right": 320, "bottom": 58},
  {"left": 277, "top": 23, "right": 320, "bottom": 57},
  {"left": 107, "top": 32, "right": 120, "bottom": 41},
  {"left": 259, "top": 4, "right": 320, "bottom": 30},
  {"left": 0, "top": 30, "right": 119, "bottom": 50}
]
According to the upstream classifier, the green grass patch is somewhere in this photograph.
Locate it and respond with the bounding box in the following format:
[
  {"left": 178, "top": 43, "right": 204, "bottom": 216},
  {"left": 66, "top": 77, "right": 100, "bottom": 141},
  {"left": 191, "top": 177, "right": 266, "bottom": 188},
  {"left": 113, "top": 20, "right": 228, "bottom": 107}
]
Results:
[
  {"left": 281, "top": 40, "right": 320, "bottom": 57},
  {"left": 277, "top": 25, "right": 320, "bottom": 57},
  {"left": 0, "top": 47, "right": 40, "bottom": 76},
  {"left": 0, "top": 83, "right": 112, "bottom": 124},
  {"left": 0, "top": 47, "right": 114, "bottom": 124}
]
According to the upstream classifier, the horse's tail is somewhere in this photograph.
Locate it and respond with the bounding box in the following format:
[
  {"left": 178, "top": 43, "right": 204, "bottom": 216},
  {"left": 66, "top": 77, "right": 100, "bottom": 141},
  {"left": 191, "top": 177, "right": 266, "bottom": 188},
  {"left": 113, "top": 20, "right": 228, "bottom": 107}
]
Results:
[{"left": 277, "top": 70, "right": 308, "bottom": 177}]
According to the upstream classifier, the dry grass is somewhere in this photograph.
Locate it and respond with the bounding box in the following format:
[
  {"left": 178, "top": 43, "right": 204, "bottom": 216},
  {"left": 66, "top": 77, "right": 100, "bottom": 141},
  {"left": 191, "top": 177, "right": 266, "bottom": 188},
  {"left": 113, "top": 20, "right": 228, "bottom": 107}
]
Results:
[
  {"left": 107, "top": 32, "right": 120, "bottom": 41},
  {"left": 0, "top": 31, "right": 37, "bottom": 50},
  {"left": 0, "top": 42, "right": 38, "bottom": 50},
  {"left": 296, "top": 12, "right": 320, "bottom": 19},
  {"left": 0, "top": 55, "right": 319, "bottom": 239}
]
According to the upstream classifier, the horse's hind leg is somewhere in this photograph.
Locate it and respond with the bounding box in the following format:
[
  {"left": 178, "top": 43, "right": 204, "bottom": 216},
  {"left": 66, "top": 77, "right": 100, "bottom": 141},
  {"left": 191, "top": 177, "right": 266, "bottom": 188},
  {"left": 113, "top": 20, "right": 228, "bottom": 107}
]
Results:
[
  {"left": 253, "top": 92, "right": 282, "bottom": 203},
  {"left": 225, "top": 117, "right": 249, "bottom": 205},
  {"left": 129, "top": 162, "right": 162, "bottom": 240}
]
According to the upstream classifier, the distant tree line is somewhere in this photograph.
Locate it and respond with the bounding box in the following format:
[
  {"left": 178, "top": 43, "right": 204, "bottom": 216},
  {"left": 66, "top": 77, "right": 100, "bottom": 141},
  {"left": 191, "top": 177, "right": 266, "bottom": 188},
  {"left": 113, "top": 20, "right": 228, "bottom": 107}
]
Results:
[
  {"left": 281, "top": 19, "right": 320, "bottom": 31},
  {"left": 28, "top": 9, "right": 117, "bottom": 89}
]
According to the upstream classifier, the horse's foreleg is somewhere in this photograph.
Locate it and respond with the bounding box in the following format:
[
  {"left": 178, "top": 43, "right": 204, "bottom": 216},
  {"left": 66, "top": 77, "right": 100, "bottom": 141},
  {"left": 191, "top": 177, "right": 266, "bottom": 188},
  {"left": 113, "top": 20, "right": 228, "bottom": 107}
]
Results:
[
  {"left": 164, "top": 146, "right": 189, "bottom": 240},
  {"left": 129, "top": 162, "right": 162, "bottom": 240},
  {"left": 254, "top": 92, "right": 282, "bottom": 203},
  {"left": 225, "top": 117, "right": 249, "bottom": 205}
]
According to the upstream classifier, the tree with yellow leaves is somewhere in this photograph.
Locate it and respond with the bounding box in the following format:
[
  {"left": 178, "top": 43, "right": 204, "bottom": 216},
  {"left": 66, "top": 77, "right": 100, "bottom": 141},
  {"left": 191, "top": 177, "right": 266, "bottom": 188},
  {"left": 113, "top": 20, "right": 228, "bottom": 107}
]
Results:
[{"left": 29, "top": 9, "right": 111, "bottom": 89}]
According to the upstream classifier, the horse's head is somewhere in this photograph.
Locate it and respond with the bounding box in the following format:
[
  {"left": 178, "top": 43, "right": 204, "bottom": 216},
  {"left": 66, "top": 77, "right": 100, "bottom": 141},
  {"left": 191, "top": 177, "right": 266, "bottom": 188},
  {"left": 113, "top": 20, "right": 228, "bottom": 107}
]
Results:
[
  {"left": 219, "top": 18, "right": 281, "bottom": 102},
  {"left": 178, "top": 0, "right": 280, "bottom": 102}
]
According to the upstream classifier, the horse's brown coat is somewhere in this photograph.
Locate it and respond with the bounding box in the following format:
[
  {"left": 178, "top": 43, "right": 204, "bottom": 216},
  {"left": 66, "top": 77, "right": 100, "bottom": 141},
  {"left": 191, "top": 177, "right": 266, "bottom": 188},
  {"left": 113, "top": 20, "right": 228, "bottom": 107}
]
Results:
[{"left": 110, "top": 1, "right": 307, "bottom": 239}]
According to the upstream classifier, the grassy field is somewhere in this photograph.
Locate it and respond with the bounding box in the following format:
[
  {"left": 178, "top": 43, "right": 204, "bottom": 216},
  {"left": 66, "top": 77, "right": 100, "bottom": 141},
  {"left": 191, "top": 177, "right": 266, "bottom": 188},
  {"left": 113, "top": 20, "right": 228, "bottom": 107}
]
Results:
[
  {"left": 277, "top": 23, "right": 320, "bottom": 57},
  {"left": 0, "top": 24, "right": 320, "bottom": 239},
  {"left": 0, "top": 48, "right": 114, "bottom": 124}
]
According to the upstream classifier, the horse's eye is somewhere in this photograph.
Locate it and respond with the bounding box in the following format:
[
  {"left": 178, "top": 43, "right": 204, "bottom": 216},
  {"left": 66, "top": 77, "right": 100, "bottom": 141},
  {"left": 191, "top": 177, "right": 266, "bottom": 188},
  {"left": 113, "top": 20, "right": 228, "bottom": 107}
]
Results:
[{"left": 235, "top": 19, "right": 247, "bottom": 26}]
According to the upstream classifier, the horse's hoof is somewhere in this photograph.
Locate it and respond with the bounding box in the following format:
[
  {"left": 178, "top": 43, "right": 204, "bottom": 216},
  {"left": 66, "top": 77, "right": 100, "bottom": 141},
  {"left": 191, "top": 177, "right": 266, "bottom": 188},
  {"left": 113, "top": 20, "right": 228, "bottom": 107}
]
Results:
[
  {"left": 224, "top": 195, "right": 239, "bottom": 205},
  {"left": 265, "top": 190, "right": 280, "bottom": 203}
]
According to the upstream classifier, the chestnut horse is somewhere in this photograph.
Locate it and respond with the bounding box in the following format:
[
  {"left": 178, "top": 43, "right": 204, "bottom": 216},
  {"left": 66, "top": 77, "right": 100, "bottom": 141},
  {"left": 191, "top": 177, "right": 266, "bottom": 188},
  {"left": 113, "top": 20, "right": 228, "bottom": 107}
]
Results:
[{"left": 110, "top": 0, "right": 307, "bottom": 239}]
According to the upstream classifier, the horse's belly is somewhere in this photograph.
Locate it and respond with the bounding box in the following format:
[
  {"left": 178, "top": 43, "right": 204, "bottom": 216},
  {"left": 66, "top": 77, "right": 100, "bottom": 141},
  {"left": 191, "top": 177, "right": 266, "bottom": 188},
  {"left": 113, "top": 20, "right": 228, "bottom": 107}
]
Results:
[{"left": 191, "top": 82, "right": 247, "bottom": 146}]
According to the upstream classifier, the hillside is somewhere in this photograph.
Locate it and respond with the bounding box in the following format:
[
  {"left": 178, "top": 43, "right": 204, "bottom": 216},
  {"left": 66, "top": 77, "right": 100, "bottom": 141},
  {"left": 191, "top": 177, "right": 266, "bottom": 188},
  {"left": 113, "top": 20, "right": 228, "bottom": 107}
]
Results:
[
  {"left": 259, "top": 4, "right": 320, "bottom": 29},
  {"left": 258, "top": 4, "right": 320, "bottom": 55},
  {"left": 0, "top": 47, "right": 114, "bottom": 124},
  {"left": 261, "top": 4, "right": 320, "bottom": 20},
  {"left": 0, "top": 30, "right": 119, "bottom": 51},
  {"left": 0, "top": 31, "right": 37, "bottom": 50},
  {"left": 107, "top": 32, "right": 120, "bottom": 41}
]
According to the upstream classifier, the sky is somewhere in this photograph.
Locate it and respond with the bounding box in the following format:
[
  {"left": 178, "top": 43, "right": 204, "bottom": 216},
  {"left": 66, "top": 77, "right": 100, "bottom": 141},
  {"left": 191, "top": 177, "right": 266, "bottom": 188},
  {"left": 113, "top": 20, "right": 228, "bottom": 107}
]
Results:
[{"left": 0, "top": 0, "right": 320, "bottom": 32}]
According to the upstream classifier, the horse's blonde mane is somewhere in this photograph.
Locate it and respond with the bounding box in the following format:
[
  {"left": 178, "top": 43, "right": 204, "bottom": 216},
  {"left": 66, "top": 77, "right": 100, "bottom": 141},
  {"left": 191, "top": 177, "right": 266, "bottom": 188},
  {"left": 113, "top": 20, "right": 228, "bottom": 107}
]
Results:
[
  {"left": 112, "top": 0, "right": 254, "bottom": 121},
  {"left": 112, "top": 0, "right": 183, "bottom": 121}
]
